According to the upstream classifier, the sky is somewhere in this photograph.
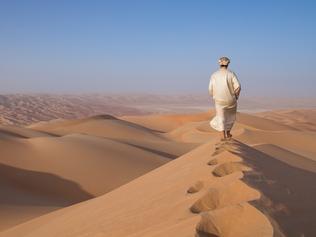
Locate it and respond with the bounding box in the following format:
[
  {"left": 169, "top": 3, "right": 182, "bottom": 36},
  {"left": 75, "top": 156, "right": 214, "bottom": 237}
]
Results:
[{"left": 0, "top": 0, "right": 315, "bottom": 96}]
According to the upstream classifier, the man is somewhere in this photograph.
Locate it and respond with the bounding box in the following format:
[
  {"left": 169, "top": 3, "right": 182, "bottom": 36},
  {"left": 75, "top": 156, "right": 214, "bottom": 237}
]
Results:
[{"left": 208, "top": 57, "right": 241, "bottom": 140}]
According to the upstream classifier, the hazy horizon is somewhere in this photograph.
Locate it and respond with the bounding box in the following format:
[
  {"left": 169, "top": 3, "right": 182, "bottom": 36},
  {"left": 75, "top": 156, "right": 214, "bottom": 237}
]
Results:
[{"left": 1, "top": 1, "right": 316, "bottom": 96}]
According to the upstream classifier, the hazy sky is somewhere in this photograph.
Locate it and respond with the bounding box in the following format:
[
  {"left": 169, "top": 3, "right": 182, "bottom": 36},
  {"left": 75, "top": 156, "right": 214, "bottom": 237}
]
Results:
[{"left": 0, "top": 0, "right": 315, "bottom": 96}]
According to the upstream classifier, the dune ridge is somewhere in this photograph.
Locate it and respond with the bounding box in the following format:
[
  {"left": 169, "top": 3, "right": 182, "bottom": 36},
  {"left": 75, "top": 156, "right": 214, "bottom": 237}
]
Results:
[
  {"left": 0, "top": 109, "right": 316, "bottom": 236},
  {"left": 256, "top": 109, "right": 316, "bottom": 131},
  {"left": 0, "top": 114, "right": 194, "bottom": 230},
  {"left": 0, "top": 139, "right": 275, "bottom": 237}
]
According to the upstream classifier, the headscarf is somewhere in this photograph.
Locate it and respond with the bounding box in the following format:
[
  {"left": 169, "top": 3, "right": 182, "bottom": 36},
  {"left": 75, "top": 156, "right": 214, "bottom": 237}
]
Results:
[{"left": 218, "top": 57, "right": 230, "bottom": 66}]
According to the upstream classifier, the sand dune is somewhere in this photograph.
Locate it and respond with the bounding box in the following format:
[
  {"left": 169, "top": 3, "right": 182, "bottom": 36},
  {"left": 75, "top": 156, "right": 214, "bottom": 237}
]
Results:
[
  {"left": 196, "top": 203, "right": 273, "bottom": 237},
  {"left": 29, "top": 114, "right": 165, "bottom": 141},
  {"left": 0, "top": 109, "right": 315, "bottom": 236},
  {"left": 0, "top": 115, "right": 193, "bottom": 230},
  {"left": 256, "top": 109, "right": 316, "bottom": 131},
  {"left": 236, "top": 112, "right": 296, "bottom": 131},
  {"left": 0, "top": 94, "right": 149, "bottom": 126},
  {"left": 1, "top": 94, "right": 314, "bottom": 126},
  {"left": 236, "top": 128, "right": 316, "bottom": 161},
  {"left": 190, "top": 180, "right": 260, "bottom": 213},
  {"left": 121, "top": 111, "right": 214, "bottom": 132},
  {"left": 254, "top": 143, "right": 316, "bottom": 173},
  {"left": 0, "top": 125, "right": 55, "bottom": 138},
  {"left": 0, "top": 140, "right": 274, "bottom": 237}
]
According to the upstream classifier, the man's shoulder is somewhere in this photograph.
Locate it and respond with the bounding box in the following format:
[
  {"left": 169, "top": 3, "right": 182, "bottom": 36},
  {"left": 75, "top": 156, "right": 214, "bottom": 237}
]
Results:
[
  {"left": 227, "top": 69, "right": 236, "bottom": 74},
  {"left": 211, "top": 69, "right": 237, "bottom": 79},
  {"left": 211, "top": 69, "right": 222, "bottom": 77},
  {"left": 226, "top": 69, "right": 237, "bottom": 79}
]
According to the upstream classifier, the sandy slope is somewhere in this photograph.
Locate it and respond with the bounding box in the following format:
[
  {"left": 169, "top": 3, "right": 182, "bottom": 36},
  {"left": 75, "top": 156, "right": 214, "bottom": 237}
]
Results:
[
  {"left": 256, "top": 109, "right": 316, "bottom": 131},
  {"left": 121, "top": 111, "right": 214, "bottom": 132},
  {"left": 0, "top": 115, "right": 193, "bottom": 231},
  {"left": 1, "top": 109, "right": 316, "bottom": 236},
  {"left": 0, "top": 142, "right": 274, "bottom": 237}
]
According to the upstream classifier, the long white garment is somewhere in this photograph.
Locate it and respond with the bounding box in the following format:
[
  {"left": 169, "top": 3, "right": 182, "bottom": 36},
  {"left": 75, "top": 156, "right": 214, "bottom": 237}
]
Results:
[
  {"left": 210, "top": 103, "right": 237, "bottom": 131},
  {"left": 208, "top": 68, "right": 241, "bottom": 131}
]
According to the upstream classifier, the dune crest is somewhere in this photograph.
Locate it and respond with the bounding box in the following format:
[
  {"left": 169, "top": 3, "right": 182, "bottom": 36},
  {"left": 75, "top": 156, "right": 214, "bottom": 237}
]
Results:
[
  {"left": 190, "top": 180, "right": 260, "bottom": 213},
  {"left": 1, "top": 109, "right": 316, "bottom": 236},
  {"left": 0, "top": 138, "right": 274, "bottom": 237},
  {"left": 196, "top": 203, "right": 273, "bottom": 237},
  {"left": 212, "top": 162, "right": 252, "bottom": 177}
]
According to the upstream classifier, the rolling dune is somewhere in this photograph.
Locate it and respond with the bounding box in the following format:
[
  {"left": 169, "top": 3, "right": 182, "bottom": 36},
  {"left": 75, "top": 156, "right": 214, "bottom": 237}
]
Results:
[
  {"left": 0, "top": 109, "right": 315, "bottom": 236},
  {"left": 256, "top": 109, "right": 316, "bottom": 131},
  {"left": 0, "top": 115, "right": 193, "bottom": 230}
]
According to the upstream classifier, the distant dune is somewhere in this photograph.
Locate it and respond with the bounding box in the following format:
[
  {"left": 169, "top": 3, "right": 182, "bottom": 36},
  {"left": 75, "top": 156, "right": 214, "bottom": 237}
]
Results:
[
  {"left": 256, "top": 109, "right": 316, "bottom": 131},
  {"left": 0, "top": 108, "right": 316, "bottom": 236},
  {"left": 0, "top": 114, "right": 195, "bottom": 230},
  {"left": 1, "top": 93, "right": 315, "bottom": 126}
]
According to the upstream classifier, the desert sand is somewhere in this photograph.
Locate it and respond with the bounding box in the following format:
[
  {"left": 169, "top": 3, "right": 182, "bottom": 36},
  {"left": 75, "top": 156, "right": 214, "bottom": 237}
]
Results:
[
  {"left": 1, "top": 94, "right": 315, "bottom": 126},
  {"left": 0, "top": 109, "right": 315, "bottom": 236}
]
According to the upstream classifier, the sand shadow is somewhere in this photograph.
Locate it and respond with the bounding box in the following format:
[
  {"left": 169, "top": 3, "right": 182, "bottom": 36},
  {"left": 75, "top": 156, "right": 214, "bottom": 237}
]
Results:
[
  {"left": 118, "top": 141, "right": 178, "bottom": 159},
  {"left": 0, "top": 163, "right": 94, "bottom": 206},
  {"left": 0, "top": 129, "right": 29, "bottom": 138},
  {"left": 93, "top": 114, "right": 166, "bottom": 134},
  {"left": 195, "top": 230, "right": 217, "bottom": 237},
  {"left": 0, "top": 128, "right": 61, "bottom": 139},
  {"left": 230, "top": 139, "right": 316, "bottom": 237}
]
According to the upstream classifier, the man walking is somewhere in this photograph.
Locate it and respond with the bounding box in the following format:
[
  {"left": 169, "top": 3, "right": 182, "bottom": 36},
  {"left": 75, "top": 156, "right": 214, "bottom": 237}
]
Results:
[{"left": 208, "top": 57, "right": 241, "bottom": 140}]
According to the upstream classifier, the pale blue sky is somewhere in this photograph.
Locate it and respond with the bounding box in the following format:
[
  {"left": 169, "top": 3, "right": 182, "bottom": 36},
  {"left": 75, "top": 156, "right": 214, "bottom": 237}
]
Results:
[{"left": 0, "top": 0, "right": 315, "bottom": 96}]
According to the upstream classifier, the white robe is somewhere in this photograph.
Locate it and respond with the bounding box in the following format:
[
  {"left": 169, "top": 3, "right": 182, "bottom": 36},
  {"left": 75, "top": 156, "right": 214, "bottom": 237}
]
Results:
[{"left": 208, "top": 68, "right": 241, "bottom": 131}]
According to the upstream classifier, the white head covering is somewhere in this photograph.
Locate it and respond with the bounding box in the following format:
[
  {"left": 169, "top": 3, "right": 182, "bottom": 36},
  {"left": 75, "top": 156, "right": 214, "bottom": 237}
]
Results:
[{"left": 218, "top": 57, "right": 230, "bottom": 66}]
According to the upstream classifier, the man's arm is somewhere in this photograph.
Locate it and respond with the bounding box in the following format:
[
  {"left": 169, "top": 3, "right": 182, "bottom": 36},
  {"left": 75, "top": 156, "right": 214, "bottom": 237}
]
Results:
[
  {"left": 232, "top": 73, "right": 241, "bottom": 99},
  {"left": 208, "top": 76, "right": 213, "bottom": 97}
]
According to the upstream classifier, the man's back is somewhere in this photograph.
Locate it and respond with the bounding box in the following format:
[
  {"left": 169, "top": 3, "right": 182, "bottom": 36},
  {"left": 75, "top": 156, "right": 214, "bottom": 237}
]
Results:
[
  {"left": 209, "top": 56, "right": 241, "bottom": 139},
  {"left": 209, "top": 68, "right": 240, "bottom": 106}
]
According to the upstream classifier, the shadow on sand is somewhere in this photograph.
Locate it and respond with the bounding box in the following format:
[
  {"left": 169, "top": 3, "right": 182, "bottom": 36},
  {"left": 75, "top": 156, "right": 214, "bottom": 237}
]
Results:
[
  {"left": 230, "top": 139, "right": 316, "bottom": 237},
  {"left": 0, "top": 163, "right": 93, "bottom": 206}
]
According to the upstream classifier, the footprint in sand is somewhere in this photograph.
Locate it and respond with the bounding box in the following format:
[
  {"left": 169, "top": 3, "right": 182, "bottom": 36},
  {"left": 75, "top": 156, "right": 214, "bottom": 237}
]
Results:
[
  {"left": 207, "top": 150, "right": 243, "bottom": 166},
  {"left": 190, "top": 180, "right": 260, "bottom": 213},
  {"left": 212, "top": 162, "right": 251, "bottom": 177},
  {"left": 187, "top": 180, "right": 205, "bottom": 194},
  {"left": 195, "top": 203, "right": 273, "bottom": 237},
  {"left": 207, "top": 159, "right": 218, "bottom": 166},
  {"left": 212, "top": 140, "right": 239, "bottom": 156}
]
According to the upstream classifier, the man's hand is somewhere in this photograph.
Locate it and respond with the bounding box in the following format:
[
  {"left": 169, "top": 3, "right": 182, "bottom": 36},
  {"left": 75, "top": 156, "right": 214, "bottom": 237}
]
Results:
[{"left": 234, "top": 88, "right": 241, "bottom": 100}]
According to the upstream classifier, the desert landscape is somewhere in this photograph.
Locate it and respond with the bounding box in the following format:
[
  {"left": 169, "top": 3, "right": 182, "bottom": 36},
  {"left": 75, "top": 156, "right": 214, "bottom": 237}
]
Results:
[
  {"left": 1, "top": 94, "right": 315, "bottom": 126},
  {"left": 0, "top": 96, "right": 315, "bottom": 237},
  {"left": 1, "top": 0, "right": 315, "bottom": 236}
]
